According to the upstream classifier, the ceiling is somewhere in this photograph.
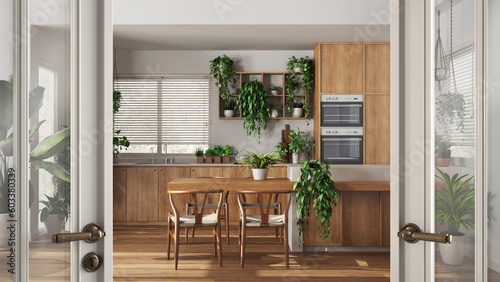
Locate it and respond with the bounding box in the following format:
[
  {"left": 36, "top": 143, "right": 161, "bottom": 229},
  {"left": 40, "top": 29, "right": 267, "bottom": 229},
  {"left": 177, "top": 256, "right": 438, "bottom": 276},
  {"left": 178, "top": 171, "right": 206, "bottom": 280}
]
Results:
[{"left": 113, "top": 24, "right": 390, "bottom": 51}]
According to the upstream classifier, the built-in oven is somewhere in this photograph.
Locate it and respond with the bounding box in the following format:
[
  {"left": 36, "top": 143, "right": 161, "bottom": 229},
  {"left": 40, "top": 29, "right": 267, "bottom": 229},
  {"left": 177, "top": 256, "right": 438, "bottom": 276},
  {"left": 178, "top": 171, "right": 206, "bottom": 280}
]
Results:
[
  {"left": 321, "top": 127, "right": 363, "bottom": 164},
  {"left": 321, "top": 95, "right": 363, "bottom": 127}
]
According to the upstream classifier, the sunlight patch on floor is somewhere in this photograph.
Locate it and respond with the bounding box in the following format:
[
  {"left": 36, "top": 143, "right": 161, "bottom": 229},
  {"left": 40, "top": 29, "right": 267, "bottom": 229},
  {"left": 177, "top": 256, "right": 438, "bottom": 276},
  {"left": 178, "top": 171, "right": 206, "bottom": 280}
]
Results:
[{"left": 356, "top": 259, "right": 368, "bottom": 267}]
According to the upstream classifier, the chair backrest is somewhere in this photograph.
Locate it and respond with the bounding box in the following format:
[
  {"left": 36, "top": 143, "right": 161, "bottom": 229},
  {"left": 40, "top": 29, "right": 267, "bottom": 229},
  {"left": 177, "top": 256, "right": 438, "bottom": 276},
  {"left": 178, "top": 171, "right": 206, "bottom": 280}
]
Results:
[
  {"left": 168, "top": 189, "right": 223, "bottom": 224},
  {"left": 236, "top": 190, "right": 292, "bottom": 226}
]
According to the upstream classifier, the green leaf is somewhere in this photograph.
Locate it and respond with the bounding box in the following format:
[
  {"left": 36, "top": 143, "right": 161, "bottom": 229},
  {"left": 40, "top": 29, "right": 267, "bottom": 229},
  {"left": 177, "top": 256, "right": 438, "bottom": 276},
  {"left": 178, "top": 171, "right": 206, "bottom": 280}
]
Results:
[
  {"left": 29, "top": 86, "right": 45, "bottom": 119},
  {"left": 29, "top": 120, "right": 46, "bottom": 138},
  {"left": 32, "top": 160, "right": 70, "bottom": 182},
  {"left": 0, "top": 79, "right": 14, "bottom": 132},
  {"left": 30, "top": 127, "right": 70, "bottom": 160}
]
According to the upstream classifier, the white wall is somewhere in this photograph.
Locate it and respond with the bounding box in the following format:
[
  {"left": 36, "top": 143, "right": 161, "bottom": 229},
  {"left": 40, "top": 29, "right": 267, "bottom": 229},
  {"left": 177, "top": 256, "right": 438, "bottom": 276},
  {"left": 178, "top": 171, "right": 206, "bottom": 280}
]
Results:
[
  {"left": 114, "top": 0, "right": 390, "bottom": 25},
  {"left": 0, "top": 0, "right": 13, "bottom": 80},
  {"left": 116, "top": 49, "right": 314, "bottom": 155},
  {"left": 487, "top": 0, "right": 500, "bottom": 272}
]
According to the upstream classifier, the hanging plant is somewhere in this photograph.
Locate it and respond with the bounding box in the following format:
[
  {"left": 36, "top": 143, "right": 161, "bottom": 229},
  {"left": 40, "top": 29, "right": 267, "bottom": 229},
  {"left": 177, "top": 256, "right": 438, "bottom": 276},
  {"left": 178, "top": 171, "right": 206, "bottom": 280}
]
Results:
[
  {"left": 285, "top": 56, "right": 314, "bottom": 119},
  {"left": 237, "top": 80, "right": 269, "bottom": 139},
  {"left": 209, "top": 54, "right": 237, "bottom": 100},
  {"left": 294, "top": 160, "right": 338, "bottom": 244},
  {"left": 435, "top": 92, "right": 465, "bottom": 132}
]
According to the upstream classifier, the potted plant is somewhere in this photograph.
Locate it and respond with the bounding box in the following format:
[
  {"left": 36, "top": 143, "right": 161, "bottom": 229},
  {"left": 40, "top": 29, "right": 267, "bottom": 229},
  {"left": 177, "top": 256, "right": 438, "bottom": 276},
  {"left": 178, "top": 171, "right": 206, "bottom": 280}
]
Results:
[
  {"left": 209, "top": 54, "right": 237, "bottom": 100},
  {"left": 223, "top": 98, "right": 237, "bottom": 117},
  {"left": 287, "top": 56, "right": 302, "bottom": 73},
  {"left": 269, "top": 103, "right": 282, "bottom": 118},
  {"left": 39, "top": 192, "right": 69, "bottom": 235},
  {"left": 435, "top": 133, "right": 452, "bottom": 167},
  {"left": 288, "top": 128, "right": 315, "bottom": 163},
  {"left": 285, "top": 56, "right": 314, "bottom": 122},
  {"left": 292, "top": 101, "right": 304, "bottom": 117},
  {"left": 236, "top": 150, "right": 284, "bottom": 180},
  {"left": 113, "top": 89, "right": 130, "bottom": 163},
  {"left": 274, "top": 143, "right": 288, "bottom": 163},
  {"left": 435, "top": 167, "right": 474, "bottom": 265},
  {"left": 212, "top": 145, "right": 223, "bottom": 163},
  {"left": 237, "top": 80, "right": 270, "bottom": 139},
  {"left": 195, "top": 147, "right": 204, "bottom": 163},
  {"left": 294, "top": 160, "right": 339, "bottom": 244},
  {"left": 204, "top": 148, "right": 215, "bottom": 163},
  {"left": 269, "top": 86, "right": 279, "bottom": 95},
  {"left": 221, "top": 145, "right": 232, "bottom": 163}
]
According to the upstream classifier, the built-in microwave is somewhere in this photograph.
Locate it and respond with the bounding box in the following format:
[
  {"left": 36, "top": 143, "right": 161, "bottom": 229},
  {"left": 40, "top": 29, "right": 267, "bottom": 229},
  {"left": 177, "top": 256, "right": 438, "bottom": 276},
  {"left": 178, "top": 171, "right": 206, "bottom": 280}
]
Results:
[
  {"left": 321, "top": 127, "right": 363, "bottom": 164},
  {"left": 321, "top": 95, "right": 363, "bottom": 127}
]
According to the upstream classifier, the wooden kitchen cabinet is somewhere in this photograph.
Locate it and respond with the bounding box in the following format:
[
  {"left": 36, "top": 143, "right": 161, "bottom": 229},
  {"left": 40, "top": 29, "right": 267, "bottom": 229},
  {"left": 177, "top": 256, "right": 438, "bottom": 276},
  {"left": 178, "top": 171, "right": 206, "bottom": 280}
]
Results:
[
  {"left": 126, "top": 167, "right": 159, "bottom": 222},
  {"left": 364, "top": 94, "right": 390, "bottom": 164},
  {"left": 158, "top": 167, "right": 191, "bottom": 221},
  {"left": 341, "top": 191, "right": 381, "bottom": 246},
  {"left": 317, "top": 43, "right": 364, "bottom": 94},
  {"left": 365, "top": 44, "right": 390, "bottom": 94},
  {"left": 113, "top": 167, "right": 127, "bottom": 222}
]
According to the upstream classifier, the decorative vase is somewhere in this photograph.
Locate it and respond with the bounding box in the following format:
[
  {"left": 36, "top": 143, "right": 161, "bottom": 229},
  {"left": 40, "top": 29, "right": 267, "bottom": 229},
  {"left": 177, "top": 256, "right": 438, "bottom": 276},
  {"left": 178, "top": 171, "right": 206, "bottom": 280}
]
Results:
[
  {"left": 271, "top": 90, "right": 278, "bottom": 95},
  {"left": 43, "top": 214, "right": 65, "bottom": 236},
  {"left": 214, "top": 156, "right": 222, "bottom": 163},
  {"left": 197, "top": 156, "right": 204, "bottom": 163},
  {"left": 292, "top": 152, "right": 299, "bottom": 164},
  {"left": 435, "top": 157, "right": 452, "bottom": 167},
  {"left": 294, "top": 67, "right": 302, "bottom": 73},
  {"left": 222, "top": 156, "right": 230, "bottom": 163},
  {"left": 292, "top": 107, "right": 303, "bottom": 117},
  {"left": 224, "top": 110, "right": 234, "bottom": 117},
  {"left": 252, "top": 168, "right": 268, "bottom": 180},
  {"left": 271, "top": 109, "right": 279, "bottom": 118},
  {"left": 439, "top": 232, "right": 465, "bottom": 265}
]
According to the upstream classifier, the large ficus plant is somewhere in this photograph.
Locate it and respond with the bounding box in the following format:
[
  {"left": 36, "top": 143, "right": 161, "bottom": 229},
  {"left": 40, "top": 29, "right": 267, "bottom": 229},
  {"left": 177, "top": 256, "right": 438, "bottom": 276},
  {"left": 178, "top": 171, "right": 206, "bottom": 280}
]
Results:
[
  {"left": 237, "top": 80, "right": 269, "bottom": 139},
  {"left": 0, "top": 77, "right": 70, "bottom": 213},
  {"left": 209, "top": 54, "right": 237, "bottom": 100},
  {"left": 293, "top": 160, "right": 338, "bottom": 244}
]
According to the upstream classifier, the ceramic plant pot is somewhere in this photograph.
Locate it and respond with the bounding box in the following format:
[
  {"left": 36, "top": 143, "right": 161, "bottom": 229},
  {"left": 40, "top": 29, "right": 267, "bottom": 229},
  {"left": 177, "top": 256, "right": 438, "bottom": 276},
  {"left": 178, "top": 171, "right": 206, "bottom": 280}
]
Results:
[
  {"left": 224, "top": 110, "right": 234, "bottom": 117},
  {"left": 271, "top": 109, "right": 279, "bottom": 118},
  {"left": 252, "top": 168, "right": 268, "bottom": 180},
  {"left": 292, "top": 108, "right": 303, "bottom": 117},
  {"left": 271, "top": 90, "right": 278, "bottom": 95},
  {"left": 294, "top": 67, "right": 302, "bottom": 73},
  {"left": 439, "top": 232, "right": 465, "bottom": 265},
  {"left": 435, "top": 157, "right": 452, "bottom": 167},
  {"left": 292, "top": 153, "right": 299, "bottom": 164},
  {"left": 43, "top": 214, "right": 65, "bottom": 236}
]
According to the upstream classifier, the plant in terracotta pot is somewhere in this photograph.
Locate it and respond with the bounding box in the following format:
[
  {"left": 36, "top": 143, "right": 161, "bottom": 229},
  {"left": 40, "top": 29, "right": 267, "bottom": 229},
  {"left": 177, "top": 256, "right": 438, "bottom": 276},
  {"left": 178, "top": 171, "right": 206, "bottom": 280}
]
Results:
[
  {"left": 294, "top": 160, "right": 338, "bottom": 244},
  {"left": 221, "top": 145, "right": 232, "bottom": 163},
  {"left": 195, "top": 147, "right": 204, "bottom": 163},
  {"left": 236, "top": 150, "right": 284, "bottom": 180},
  {"left": 204, "top": 148, "right": 215, "bottom": 163},
  {"left": 435, "top": 167, "right": 474, "bottom": 265},
  {"left": 39, "top": 192, "right": 69, "bottom": 235},
  {"left": 223, "top": 98, "right": 237, "bottom": 117},
  {"left": 209, "top": 54, "right": 237, "bottom": 100},
  {"left": 435, "top": 133, "right": 452, "bottom": 167},
  {"left": 212, "top": 145, "right": 223, "bottom": 163}
]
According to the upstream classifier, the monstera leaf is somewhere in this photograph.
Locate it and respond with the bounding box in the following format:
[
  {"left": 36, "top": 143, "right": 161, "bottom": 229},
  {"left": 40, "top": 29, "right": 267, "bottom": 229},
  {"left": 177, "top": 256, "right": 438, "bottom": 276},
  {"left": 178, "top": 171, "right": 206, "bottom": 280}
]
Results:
[
  {"left": 32, "top": 161, "right": 70, "bottom": 182},
  {"left": 30, "top": 127, "right": 70, "bottom": 161}
]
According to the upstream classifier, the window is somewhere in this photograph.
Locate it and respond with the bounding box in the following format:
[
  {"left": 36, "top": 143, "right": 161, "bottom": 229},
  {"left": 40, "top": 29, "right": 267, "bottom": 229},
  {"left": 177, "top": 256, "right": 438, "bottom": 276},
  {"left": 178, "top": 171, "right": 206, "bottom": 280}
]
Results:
[{"left": 114, "top": 76, "right": 211, "bottom": 154}]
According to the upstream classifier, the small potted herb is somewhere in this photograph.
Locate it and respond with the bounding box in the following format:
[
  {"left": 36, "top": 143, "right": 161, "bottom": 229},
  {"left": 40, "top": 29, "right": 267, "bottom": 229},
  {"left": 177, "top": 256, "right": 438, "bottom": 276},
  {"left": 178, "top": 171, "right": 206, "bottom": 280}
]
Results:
[
  {"left": 269, "top": 103, "right": 282, "bottom": 118},
  {"left": 205, "top": 148, "right": 215, "bottom": 163},
  {"left": 221, "top": 145, "right": 232, "bottom": 163},
  {"left": 195, "top": 147, "right": 204, "bottom": 163},
  {"left": 211, "top": 145, "right": 223, "bottom": 163},
  {"left": 435, "top": 133, "right": 452, "bottom": 167},
  {"left": 269, "top": 86, "right": 279, "bottom": 95},
  {"left": 292, "top": 101, "right": 304, "bottom": 117},
  {"left": 224, "top": 98, "right": 237, "bottom": 117},
  {"left": 236, "top": 150, "right": 284, "bottom": 180}
]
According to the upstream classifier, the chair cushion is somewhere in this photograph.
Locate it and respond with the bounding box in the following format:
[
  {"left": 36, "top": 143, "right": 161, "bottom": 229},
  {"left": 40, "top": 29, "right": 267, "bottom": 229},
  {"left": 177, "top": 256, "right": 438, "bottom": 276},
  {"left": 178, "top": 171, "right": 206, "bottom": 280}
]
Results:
[
  {"left": 243, "top": 214, "right": 284, "bottom": 227},
  {"left": 169, "top": 213, "right": 218, "bottom": 227}
]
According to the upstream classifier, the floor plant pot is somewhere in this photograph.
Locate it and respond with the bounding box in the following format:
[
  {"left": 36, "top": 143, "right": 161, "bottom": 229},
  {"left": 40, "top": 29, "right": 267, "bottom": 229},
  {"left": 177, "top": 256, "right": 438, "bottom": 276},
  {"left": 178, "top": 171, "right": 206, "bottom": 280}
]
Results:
[
  {"left": 224, "top": 110, "right": 234, "bottom": 117},
  {"left": 439, "top": 232, "right": 465, "bottom": 265},
  {"left": 271, "top": 109, "right": 279, "bottom": 118},
  {"left": 0, "top": 213, "right": 10, "bottom": 250},
  {"left": 43, "top": 214, "right": 65, "bottom": 236},
  {"left": 252, "top": 168, "right": 268, "bottom": 180},
  {"left": 435, "top": 157, "right": 452, "bottom": 167},
  {"left": 292, "top": 108, "right": 303, "bottom": 117},
  {"left": 223, "top": 156, "right": 230, "bottom": 163},
  {"left": 292, "top": 152, "right": 299, "bottom": 164},
  {"left": 197, "top": 156, "right": 204, "bottom": 163}
]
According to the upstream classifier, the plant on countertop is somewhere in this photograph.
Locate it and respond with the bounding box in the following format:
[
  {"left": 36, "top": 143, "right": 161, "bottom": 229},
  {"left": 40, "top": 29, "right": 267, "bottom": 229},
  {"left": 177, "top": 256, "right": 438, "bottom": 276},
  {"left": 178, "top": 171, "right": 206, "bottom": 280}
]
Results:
[
  {"left": 237, "top": 80, "right": 270, "bottom": 139},
  {"left": 211, "top": 145, "right": 224, "bottom": 156},
  {"left": 274, "top": 143, "right": 288, "bottom": 157},
  {"left": 285, "top": 56, "right": 314, "bottom": 119},
  {"left": 236, "top": 150, "right": 284, "bottom": 177},
  {"left": 221, "top": 145, "right": 232, "bottom": 157},
  {"left": 209, "top": 54, "right": 237, "bottom": 100},
  {"left": 195, "top": 147, "right": 204, "bottom": 157},
  {"left": 204, "top": 148, "right": 215, "bottom": 157},
  {"left": 435, "top": 167, "right": 474, "bottom": 234},
  {"left": 39, "top": 191, "right": 69, "bottom": 223},
  {"left": 294, "top": 160, "right": 338, "bottom": 243},
  {"left": 436, "top": 92, "right": 465, "bottom": 132},
  {"left": 435, "top": 133, "right": 451, "bottom": 158},
  {"left": 224, "top": 98, "right": 237, "bottom": 110},
  {"left": 113, "top": 89, "right": 130, "bottom": 157},
  {"left": 289, "top": 128, "right": 315, "bottom": 155}
]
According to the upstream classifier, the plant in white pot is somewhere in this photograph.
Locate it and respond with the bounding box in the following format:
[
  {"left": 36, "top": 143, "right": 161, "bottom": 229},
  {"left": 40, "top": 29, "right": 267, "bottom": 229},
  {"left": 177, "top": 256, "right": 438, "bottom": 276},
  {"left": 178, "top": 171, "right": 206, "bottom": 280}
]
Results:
[
  {"left": 224, "top": 98, "right": 237, "bottom": 117},
  {"left": 269, "top": 103, "right": 281, "bottom": 118},
  {"left": 269, "top": 85, "right": 279, "bottom": 95},
  {"left": 288, "top": 129, "right": 315, "bottom": 164},
  {"left": 39, "top": 192, "right": 69, "bottom": 236},
  {"left": 236, "top": 150, "right": 284, "bottom": 180},
  {"left": 292, "top": 101, "right": 304, "bottom": 117},
  {"left": 435, "top": 167, "right": 474, "bottom": 265}
]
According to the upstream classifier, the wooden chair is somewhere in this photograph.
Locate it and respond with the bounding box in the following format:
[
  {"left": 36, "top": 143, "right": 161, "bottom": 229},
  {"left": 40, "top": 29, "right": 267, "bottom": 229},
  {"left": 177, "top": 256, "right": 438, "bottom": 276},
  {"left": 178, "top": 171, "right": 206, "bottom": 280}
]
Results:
[
  {"left": 236, "top": 190, "right": 292, "bottom": 268},
  {"left": 167, "top": 189, "right": 223, "bottom": 270},
  {"left": 186, "top": 190, "right": 230, "bottom": 244}
]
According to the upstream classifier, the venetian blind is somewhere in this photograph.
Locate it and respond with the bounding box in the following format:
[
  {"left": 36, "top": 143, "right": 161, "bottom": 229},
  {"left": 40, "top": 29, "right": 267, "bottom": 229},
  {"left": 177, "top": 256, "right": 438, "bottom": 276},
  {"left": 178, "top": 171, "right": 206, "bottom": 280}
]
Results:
[{"left": 114, "top": 76, "right": 210, "bottom": 154}]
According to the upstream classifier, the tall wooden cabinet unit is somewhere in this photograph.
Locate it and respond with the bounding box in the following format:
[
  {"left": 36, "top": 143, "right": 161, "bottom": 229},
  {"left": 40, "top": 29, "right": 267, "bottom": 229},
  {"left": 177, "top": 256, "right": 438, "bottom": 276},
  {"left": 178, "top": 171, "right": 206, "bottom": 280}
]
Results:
[{"left": 314, "top": 43, "right": 390, "bottom": 165}]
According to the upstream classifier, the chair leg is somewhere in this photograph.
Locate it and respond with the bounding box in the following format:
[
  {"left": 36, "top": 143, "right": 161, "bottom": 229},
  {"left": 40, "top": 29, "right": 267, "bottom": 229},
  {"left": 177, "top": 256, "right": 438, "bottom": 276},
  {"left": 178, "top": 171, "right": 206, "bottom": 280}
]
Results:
[
  {"left": 240, "top": 223, "right": 246, "bottom": 268},
  {"left": 284, "top": 223, "right": 289, "bottom": 269},
  {"left": 278, "top": 203, "right": 283, "bottom": 242},
  {"left": 238, "top": 220, "right": 242, "bottom": 258},
  {"left": 167, "top": 219, "right": 171, "bottom": 260},
  {"left": 225, "top": 204, "right": 230, "bottom": 244},
  {"left": 213, "top": 227, "right": 217, "bottom": 256},
  {"left": 174, "top": 224, "right": 180, "bottom": 270},
  {"left": 217, "top": 223, "right": 223, "bottom": 267},
  {"left": 185, "top": 203, "right": 190, "bottom": 243}
]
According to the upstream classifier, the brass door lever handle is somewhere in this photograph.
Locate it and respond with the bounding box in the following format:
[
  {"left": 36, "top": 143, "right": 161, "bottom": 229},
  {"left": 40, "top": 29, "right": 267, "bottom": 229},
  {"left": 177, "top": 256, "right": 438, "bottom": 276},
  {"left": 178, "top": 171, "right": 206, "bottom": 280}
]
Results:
[
  {"left": 52, "top": 223, "right": 106, "bottom": 244},
  {"left": 398, "top": 223, "right": 452, "bottom": 244}
]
